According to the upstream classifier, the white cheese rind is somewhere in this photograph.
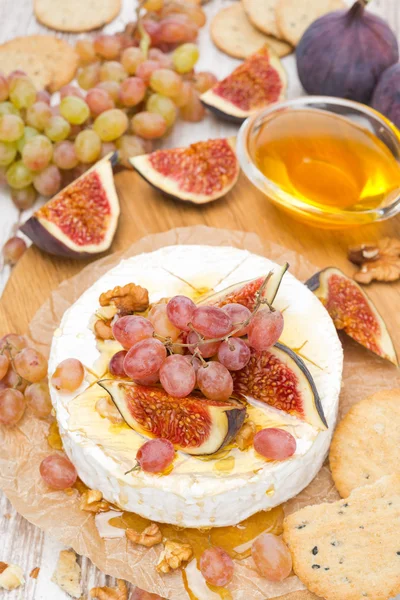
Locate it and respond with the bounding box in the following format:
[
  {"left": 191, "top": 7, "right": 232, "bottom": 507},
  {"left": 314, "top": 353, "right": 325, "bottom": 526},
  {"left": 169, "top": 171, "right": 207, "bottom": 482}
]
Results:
[{"left": 49, "top": 245, "right": 343, "bottom": 527}]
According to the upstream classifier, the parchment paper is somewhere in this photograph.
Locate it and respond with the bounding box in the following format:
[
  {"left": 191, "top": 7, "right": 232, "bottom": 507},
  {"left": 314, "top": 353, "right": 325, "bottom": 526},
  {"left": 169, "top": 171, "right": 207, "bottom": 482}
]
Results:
[{"left": 1, "top": 226, "right": 400, "bottom": 600}]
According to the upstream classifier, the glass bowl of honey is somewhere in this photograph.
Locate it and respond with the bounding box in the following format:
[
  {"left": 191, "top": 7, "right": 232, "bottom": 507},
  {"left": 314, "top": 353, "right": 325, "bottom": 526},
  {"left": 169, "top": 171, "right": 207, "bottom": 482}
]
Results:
[{"left": 237, "top": 96, "right": 400, "bottom": 228}]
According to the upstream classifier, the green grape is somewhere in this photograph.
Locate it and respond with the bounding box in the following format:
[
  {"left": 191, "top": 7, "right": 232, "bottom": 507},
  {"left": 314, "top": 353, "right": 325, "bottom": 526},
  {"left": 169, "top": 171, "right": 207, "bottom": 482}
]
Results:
[
  {"left": 131, "top": 111, "right": 167, "bottom": 139},
  {"left": 77, "top": 63, "right": 101, "bottom": 90},
  {"left": 0, "top": 114, "right": 25, "bottom": 142},
  {"left": 121, "top": 48, "right": 145, "bottom": 75},
  {"left": 0, "top": 101, "right": 20, "bottom": 117},
  {"left": 6, "top": 160, "right": 34, "bottom": 189},
  {"left": 26, "top": 101, "right": 52, "bottom": 131},
  {"left": 150, "top": 69, "right": 182, "bottom": 97},
  {"left": 100, "top": 61, "right": 127, "bottom": 83},
  {"left": 9, "top": 76, "right": 36, "bottom": 109},
  {"left": 146, "top": 93, "right": 177, "bottom": 128},
  {"left": 0, "top": 141, "right": 17, "bottom": 166},
  {"left": 93, "top": 108, "right": 128, "bottom": 142},
  {"left": 22, "top": 135, "right": 53, "bottom": 171},
  {"left": 172, "top": 43, "right": 200, "bottom": 74},
  {"left": 44, "top": 116, "right": 71, "bottom": 142},
  {"left": 60, "top": 96, "right": 90, "bottom": 125},
  {"left": 17, "top": 126, "right": 39, "bottom": 154},
  {"left": 116, "top": 135, "right": 147, "bottom": 168},
  {"left": 74, "top": 130, "right": 102, "bottom": 163}
]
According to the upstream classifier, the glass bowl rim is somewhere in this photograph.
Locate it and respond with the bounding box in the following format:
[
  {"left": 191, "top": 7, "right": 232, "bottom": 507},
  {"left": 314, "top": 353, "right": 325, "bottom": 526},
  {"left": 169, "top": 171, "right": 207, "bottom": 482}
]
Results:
[{"left": 236, "top": 95, "right": 400, "bottom": 221}]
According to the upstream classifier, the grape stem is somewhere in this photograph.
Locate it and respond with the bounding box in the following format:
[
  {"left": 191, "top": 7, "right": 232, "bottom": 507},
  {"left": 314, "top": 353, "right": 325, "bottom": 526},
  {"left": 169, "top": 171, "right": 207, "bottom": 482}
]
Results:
[
  {"left": 156, "top": 271, "right": 275, "bottom": 352},
  {"left": 125, "top": 462, "right": 141, "bottom": 475}
]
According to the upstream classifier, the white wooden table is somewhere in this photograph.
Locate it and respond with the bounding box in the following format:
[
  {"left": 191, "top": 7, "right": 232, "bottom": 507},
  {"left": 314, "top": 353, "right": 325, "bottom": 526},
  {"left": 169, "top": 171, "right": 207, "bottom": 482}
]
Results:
[{"left": 0, "top": 0, "right": 398, "bottom": 598}]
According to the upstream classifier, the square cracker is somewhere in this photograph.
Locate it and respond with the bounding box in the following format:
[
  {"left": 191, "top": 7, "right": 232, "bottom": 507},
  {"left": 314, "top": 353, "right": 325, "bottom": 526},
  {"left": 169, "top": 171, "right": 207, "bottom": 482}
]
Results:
[
  {"left": 330, "top": 389, "right": 400, "bottom": 498},
  {"left": 283, "top": 475, "right": 400, "bottom": 600}
]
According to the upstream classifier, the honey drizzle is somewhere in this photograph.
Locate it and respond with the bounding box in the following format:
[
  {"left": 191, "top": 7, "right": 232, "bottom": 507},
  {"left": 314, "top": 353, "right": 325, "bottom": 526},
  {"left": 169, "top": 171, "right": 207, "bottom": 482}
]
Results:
[{"left": 109, "top": 506, "right": 284, "bottom": 598}]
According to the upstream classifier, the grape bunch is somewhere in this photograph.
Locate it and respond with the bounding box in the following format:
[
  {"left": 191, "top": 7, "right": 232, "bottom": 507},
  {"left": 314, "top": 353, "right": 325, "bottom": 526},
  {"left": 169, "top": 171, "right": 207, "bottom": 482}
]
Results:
[{"left": 111, "top": 296, "right": 285, "bottom": 401}]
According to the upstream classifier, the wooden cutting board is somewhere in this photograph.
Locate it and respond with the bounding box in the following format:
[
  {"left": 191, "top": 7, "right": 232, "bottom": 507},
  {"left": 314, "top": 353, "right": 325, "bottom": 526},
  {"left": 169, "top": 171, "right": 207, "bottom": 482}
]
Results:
[
  {"left": 0, "top": 170, "right": 399, "bottom": 600},
  {"left": 1, "top": 169, "right": 400, "bottom": 337}
]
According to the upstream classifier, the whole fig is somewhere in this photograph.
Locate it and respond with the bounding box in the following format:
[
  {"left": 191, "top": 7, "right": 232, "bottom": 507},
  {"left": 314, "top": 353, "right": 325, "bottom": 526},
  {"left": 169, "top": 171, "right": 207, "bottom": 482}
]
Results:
[
  {"left": 296, "top": 0, "right": 399, "bottom": 104},
  {"left": 372, "top": 64, "right": 400, "bottom": 128}
]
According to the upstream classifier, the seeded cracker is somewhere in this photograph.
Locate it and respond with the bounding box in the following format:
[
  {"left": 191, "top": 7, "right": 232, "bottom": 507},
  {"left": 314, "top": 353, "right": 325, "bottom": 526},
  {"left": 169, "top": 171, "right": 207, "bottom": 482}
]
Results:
[
  {"left": 283, "top": 475, "right": 400, "bottom": 600},
  {"left": 211, "top": 4, "right": 292, "bottom": 60},
  {"left": 34, "top": 0, "right": 121, "bottom": 33},
  {"left": 0, "top": 36, "right": 78, "bottom": 92},
  {"left": 276, "top": 0, "right": 346, "bottom": 46},
  {"left": 243, "top": 0, "right": 281, "bottom": 38},
  {"left": 330, "top": 389, "right": 400, "bottom": 497}
]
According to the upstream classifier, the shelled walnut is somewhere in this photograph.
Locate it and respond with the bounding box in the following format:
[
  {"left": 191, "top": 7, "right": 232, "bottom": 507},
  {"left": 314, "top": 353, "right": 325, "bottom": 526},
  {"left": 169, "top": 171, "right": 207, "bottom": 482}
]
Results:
[
  {"left": 156, "top": 540, "right": 193, "bottom": 574},
  {"left": 100, "top": 283, "right": 149, "bottom": 314},
  {"left": 126, "top": 523, "right": 162, "bottom": 547}
]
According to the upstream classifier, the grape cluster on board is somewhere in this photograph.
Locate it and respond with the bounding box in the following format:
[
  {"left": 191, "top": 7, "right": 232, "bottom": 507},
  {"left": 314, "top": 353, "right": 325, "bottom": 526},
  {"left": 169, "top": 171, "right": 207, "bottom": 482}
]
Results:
[{"left": 1, "top": 0, "right": 218, "bottom": 267}]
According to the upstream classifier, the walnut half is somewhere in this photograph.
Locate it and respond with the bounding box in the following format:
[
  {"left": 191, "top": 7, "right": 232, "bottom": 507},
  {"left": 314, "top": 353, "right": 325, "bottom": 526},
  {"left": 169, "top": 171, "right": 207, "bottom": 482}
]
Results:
[
  {"left": 349, "top": 237, "right": 400, "bottom": 284},
  {"left": 0, "top": 564, "right": 25, "bottom": 590},
  {"left": 126, "top": 523, "right": 162, "bottom": 547},
  {"left": 156, "top": 540, "right": 193, "bottom": 574},
  {"left": 99, "top": 283, "right": 149, "bottom": 315},
  {"left": 90, "top": 579, "right": 128, "bottom": 600},
  {"left": 80, "top": 489, "right": 111, "bottom": 514}
]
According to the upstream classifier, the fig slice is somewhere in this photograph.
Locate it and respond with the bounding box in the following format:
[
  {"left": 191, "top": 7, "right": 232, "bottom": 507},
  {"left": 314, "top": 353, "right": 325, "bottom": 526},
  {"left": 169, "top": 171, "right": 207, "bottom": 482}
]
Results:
[
  {"left": 21, "top": 153, "right": 120, "bottom": 258},
  {"left": 130, "top": 138, "right": 239, "bottom": 204},
  {"left": 232, "top": 343, "right": 327, "bottom": 430},
  {"left": 200, "top": 47, "right": 287, "bottom": 124},
  {"left": 198, "top": 263, "right": 289, "bottom": 310},
  {"left": 306, "top": 267, "right": 398, "bottom": 365},
  {"left": 98, "top": 379, "right": 247, "bottom": 455}
]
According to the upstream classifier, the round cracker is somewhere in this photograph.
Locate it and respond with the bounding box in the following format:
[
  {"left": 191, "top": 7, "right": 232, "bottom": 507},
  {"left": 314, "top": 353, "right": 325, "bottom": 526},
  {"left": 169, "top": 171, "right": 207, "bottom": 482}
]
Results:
[
  {"left": 329, "top": 389, "right": 400, "bottom": 498},
  {"left": 34, "top": 0, "right": 121, "bottom": 33},
  {"left": 276, "top": 0, "right": 345, "bottom": 46},
  {"left": 0, "top": 36, "right": 79, "bottom": 92},
  {"left": 243, "top": 0, "right": 280, "bottom": 38},
  {"left": 211, "top": 3, "right": 292, "bottom": 60},
  {"left": 0, "top": 48, "right": 52, "bottom": 90}
]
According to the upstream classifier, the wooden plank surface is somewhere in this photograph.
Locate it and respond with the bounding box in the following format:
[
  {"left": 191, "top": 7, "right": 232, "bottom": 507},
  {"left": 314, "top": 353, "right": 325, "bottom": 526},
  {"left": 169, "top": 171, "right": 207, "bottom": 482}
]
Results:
[{"left": 0, "top": 1, "right": 399, "bottom": 599}]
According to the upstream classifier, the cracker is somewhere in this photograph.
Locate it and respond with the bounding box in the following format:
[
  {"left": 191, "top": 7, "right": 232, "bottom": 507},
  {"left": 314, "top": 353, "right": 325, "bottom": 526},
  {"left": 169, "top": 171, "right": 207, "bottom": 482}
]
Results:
[
  {"left": 34, "top": 0, "right": 121, "bottom": 33},
  {"left": 0, "top": 49, "right": 51, "bottom": 91},
  {"left": 211, "top": 4, "right": 292, "bottom": 59},
  {"left": 243, "top": 0, "right": 280, "bottom": 38},
  {"left": 0, "top": 36, "right": 79, "bottom": 92},
  {"left": 329, "top": 389, "right": 400, "bottom": 498},
  {"left": 276, "top": 0, "right": 345, "bottom": 46},
  {"left": 283, "top": 475, "right": 400, "bottom": 600}
]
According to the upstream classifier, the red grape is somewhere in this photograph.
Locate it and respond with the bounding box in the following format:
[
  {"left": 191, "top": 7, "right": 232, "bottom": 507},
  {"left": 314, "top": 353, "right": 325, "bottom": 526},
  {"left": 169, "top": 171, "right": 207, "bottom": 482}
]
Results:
[
  {"left": 124, "top": 338, "right": 167, "bottom": 379},
  {"left": 26, "top": 101, "right": 52, "bottom": 131},
  {"left": 166, "top": 295, "right": 196, "bottom": 331},
  {"left": 248, "top": 309, "right": 284, "bottom": 352},
  {"left": 109, "top": 350, "right": 127, "bottom": 377},
  {"left": 136, "top": 438, "right": 175, "bottom": 473},
  {"left": 199, "top": 547, "right": 234, "bottom": 587},
  {"left": 197, "top": 362, "right": 233, "bottom": 401},
  {"left": 0, "top": 333, "right": 27, "bottom": 357},
  {"left": 180, "top": 87, "right": 205, "bottom": 122},
  {"left": 119, "top": 77, "right": 146, "bottom": 107},
  {"left": 218, "top": 338, "right": 251, "bottom": 371},
  {"left": 148, "top": 303, "right": 180, "bottom": 341},
  {"left": 94, "top": 34, "right": 122, "bottom": 60},
  {"left": 148, "top": 48, "right": 172, "bottom": 68},
  {"left": 3, "top": 236, "right": 26, "bottom": 265},
  {"left": 14, "top": 347, "right": 48, "bottom": 382},
  {"left": 40, "top": 454, "right": 78, "bottom": 490},
  {"left": 36, "top": 90, "right": 51, "bottom": 104},
  {"left": 96, "top": 81, "right": 121, "bottom": 103},
  {"left": 134, "top": 371, "right": 160, "bottom": 386},
  {"left": 191, "top": 306, "right": 232, "bottom": 338},
  {"left": 136, "top": 60, "right": 161, "bottom": 84},
  {"left": 121, "top": 48, "right": 145, "bottom": 75},
  {"left": 33, "top": 165, "right": 61, "bottom": 197},
  {"left": 0, "top": 74, "right": 9, "bottom": 102},
  {"left": 0, "top": 355, "right": 9, "bottom": 380},
  {"left": 193, "top": 71, "right": 218, "bottom": 94},
  {"left": 51, "top": 358, "right": 85, "bottom": 392},
  {"left": 160, "top": 354, "right": 196, "bottom": 397},
  {"left": 253, "top": 428, "right": 296, "bottom": 460},
  {"left": 251, "top": 533, "right": 292, "bottom": 581},
  {"left": 222, "top": 303, "right": 251, "bottom": 337},
  {"left": 60, "top": 84, "right": 85, "bottom": 100},
  {"left": 11, "top": 185, "right": 37, "bottom": 210},
  {"left": 53, "top": 141, "right": 79, "bottom": 170},
  {"left": 158, "top": 16, "right": 198, "bottom": 44},
  {"left": 131, "top": 111, "right": 167, "bottom": 139},
  {"left": 86, "top": 88, "right": 114, "bottom": 116},
  {"left": 187, "top": 331, "right": 220, "bottom": 359},
  {"left": 75, "top": 39, "right": 97, "bottom": 64},
  {"left": 3, "top": 367, "right": 28, "bottom": 392},
  {"left": 112, "top": 315, "right": 154, "bottom": 349},
  {"left": 25, "top": 381, "right": 52, "bottom": 418},
  {"left": 183, "top": 354, "right": 201, "bottom": 373},
  {"left": 0, "top": 388, "right": 25, "bottom": 426},
  {"left": 130, "top": 588, "right": 164, "bottom": 600}
]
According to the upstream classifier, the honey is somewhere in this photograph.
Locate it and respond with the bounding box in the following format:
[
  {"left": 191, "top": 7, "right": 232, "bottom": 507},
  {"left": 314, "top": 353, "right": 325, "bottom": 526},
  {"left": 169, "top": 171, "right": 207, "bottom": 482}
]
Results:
[{"left": 251, "top": 108, "right": 400, "bottom": 217}]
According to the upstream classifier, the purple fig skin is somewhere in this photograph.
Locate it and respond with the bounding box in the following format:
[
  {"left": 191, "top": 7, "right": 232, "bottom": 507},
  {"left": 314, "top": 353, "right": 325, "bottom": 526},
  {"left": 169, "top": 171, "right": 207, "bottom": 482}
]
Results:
[
  {"left": 371, "top": 64, "right": 400, "bottom": 128},
  {"left": 296, "top": 1, "right": 399, "bottom": 104}
]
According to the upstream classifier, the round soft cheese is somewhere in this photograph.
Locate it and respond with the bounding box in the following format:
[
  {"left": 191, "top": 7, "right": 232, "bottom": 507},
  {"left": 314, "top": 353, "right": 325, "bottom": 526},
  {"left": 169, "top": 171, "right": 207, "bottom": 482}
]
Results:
[{"left": 49, "top": 245, "right": 343, "bottom": 527}]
